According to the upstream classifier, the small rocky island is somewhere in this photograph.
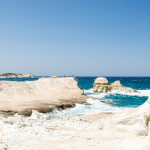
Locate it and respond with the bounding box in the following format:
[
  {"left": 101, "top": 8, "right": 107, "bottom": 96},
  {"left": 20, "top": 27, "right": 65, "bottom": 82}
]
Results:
[
  {"left": 93, "top": 77, "right": 137, "bottom": 93},
  {"left": 0, "top": 73, "right": 36, "bottom": 78}
]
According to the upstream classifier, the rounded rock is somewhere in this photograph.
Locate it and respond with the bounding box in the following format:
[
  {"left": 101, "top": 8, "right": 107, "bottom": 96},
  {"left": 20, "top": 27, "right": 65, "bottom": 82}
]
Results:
[{"left": 94, "top": 77, "right": 109, "bottom": 85}]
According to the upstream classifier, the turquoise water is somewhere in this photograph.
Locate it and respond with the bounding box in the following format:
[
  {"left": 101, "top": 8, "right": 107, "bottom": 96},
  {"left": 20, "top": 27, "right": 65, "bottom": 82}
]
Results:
[
  {"left": 52, "top": 77, "right": 150, "bottom": 118},
  {"left": 1, "top": 77, "right": 150, "bottom": 118},
  {"left": 78, "top": 77, "right": 150, "bottom": 107}
]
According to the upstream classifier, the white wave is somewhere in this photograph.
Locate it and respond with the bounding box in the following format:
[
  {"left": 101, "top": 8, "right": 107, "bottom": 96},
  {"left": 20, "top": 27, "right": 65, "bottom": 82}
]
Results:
[
  {"left": 84, "top": 88, "right": 150, "bottom": 98},
  {"left": 50, "top": 88, "right": 150, "bottom": 118},
  {"left": 50, "top": 98, "right": 131, "bottom": 118},
  {"left": 89, "top": 93, "right": 108, "bottom": 99},
  {"left": 84, "top": 88, "right": 94, "bottom": 94},
  {"left": 110, "top": 89, "right": 150, "bottom": 97}
]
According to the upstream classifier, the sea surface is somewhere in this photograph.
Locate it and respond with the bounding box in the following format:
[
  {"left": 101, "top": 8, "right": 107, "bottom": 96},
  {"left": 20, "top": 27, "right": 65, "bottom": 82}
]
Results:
[{"left": 1, "top": 77, "right": 150, "bottom": 118}]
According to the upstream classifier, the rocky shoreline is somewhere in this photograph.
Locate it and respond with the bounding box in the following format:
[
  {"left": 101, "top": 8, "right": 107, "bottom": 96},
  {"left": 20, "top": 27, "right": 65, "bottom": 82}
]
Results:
[
  {"left": 0, "top": 97, "right": 150, "bottom": 150},
  {"left": 0, "top": 73, "right": 36, "bottom": 78},
  {"left": 0, "top": 77, "right": 150, "bottom": 149},
  {"left": 0, "top": 77, "right": 89, "bottom": 116}
]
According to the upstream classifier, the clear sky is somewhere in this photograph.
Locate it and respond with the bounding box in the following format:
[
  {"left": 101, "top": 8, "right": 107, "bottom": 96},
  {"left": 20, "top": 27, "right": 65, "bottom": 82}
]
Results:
[{"left": 0, "top": 0, "right": 150, "bottom": 76}]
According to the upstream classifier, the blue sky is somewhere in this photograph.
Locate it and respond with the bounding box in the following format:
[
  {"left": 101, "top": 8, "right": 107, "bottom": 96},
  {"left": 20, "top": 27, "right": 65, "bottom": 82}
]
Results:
[{"left": 0, "top": 0, "right": 150, "bottom": 76}]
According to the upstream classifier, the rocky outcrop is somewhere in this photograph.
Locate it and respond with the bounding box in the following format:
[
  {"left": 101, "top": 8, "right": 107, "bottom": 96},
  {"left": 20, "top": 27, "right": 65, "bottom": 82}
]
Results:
[
  {"left": 94, "top": 77, "right": 109, "bottom": 85},
  {"left": 93, "top": 77, "right": 137, "bottom": 93},
  {"left": 102, "top": 97, "right": 150, "bottom": 136},
  {"left": 0, "top": 77, "right": 88, "bottom": 115},
  {"left": 0, "top": 73, "right": 36, "bottom": 78},
  {"left": 93, "top": 77, "right": 110, "bottom": 93},
  {"left": 23, "top": 73, "right": 35, "bottom": 78},
  {"left": 51, "top": 74, "right": 57, "bottom": 78}
]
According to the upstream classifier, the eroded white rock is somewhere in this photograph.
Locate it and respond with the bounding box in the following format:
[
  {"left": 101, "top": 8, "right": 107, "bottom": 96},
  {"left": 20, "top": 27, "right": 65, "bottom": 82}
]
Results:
[
  {"left": 51, "top": 74, "right": 57, "bottom": 78},
  {"left": 30, "top": 110, "right": 41, "bottom": 119},
  {"left": 103, "top": 97, "right": 150, "bottom": 136},
  {"left": 41, "top": 114, "right": 50, "bottom": 120}
]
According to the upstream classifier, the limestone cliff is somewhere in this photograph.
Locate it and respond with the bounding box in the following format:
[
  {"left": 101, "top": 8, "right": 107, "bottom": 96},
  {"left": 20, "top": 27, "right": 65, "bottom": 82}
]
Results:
[
  {"left": 93, "top": 77, "right": 137, "bottom": 93},
  {"left": 0, "top": 73, "right": 36, "bottom": 78},
  {"left": 0, "top": 77, "right": 88, "bottom": 115}
]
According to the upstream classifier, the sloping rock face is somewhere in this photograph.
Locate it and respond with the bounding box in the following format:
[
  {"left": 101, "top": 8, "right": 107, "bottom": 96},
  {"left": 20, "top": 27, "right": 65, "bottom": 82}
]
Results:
[
  {"left": 102, "top": 97, "right": 150, "bottom": 136},
  {"left": 0, "top": 73, "right": 36, "bottom": 78},
  {"left": 51, "top": 74, "right": 57, "bottom": 78},
  {"left": 0, "top": 77, "right": 88, "bottom": 115},
  {"left": 93, "top": 77, "right": 137, "bottom": 93}
]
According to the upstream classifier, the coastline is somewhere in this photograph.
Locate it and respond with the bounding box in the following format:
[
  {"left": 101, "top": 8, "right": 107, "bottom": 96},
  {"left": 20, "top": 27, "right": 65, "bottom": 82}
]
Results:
[
  {"left": 0, "top": 77, "right": 150, "bottom": 149},
  {"left": 0, "top": 98, "right": 150, "bottom": 150}
]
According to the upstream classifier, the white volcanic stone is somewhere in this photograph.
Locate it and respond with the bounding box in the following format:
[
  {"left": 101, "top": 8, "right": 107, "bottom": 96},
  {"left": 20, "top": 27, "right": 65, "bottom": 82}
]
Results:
[
  {"left": 93, "top": 78, "right": 137, "bottom": 93},
  {"left": 0, "top": 97, "right": 150, "bottom": 150},
  {"left": 0, "top": 120, "right": 4, "bottom": 132},
  {"left": 41, "top": 114, "right": 50, "bottom": 120},
  {"left": 30, "top": 110, "right": 41, "bottom": 119},
  {"left": 0, "top": 73, "right": 36, "bottom": 78},
  {"left": 103, "top": 97, "right": 150, "bottom": 136},
  {"left": 0, "top": 77, "right": 88, "bottom": 115},
  {"left": 23, "top": 73, "right": 35, "bottom": 78},
  {"left": 94, "top": 77, "right": 109, "bottom": 85},
  {"left": 51, "top": 74, "right": 57, "bottom": 78},
  {"left": 110, "top": 80, "right": 122, "bottom": 87}
]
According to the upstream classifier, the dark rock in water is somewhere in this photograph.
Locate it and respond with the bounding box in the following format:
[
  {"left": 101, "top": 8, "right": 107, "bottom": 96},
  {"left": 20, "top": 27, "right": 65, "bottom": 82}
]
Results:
[
  {"left": 100, "top": 100, "right": 116, "bottom": 105},
  {"left": 58, "top": 103, "right": 76, "bottom": 109},
  {"left": 83, "top": 102, "right": 91, "bottom": 105}
]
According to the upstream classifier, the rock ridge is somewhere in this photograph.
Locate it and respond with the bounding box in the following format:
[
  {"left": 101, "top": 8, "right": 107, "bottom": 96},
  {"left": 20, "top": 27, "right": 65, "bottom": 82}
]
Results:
[
  {"left": 93, "top": 77, "right": 138, "bottom": 93},
  {"left": 0, "top": 73, "right": 36, "bottom": 78},
  {"left": 0, "top": 77, "right": 89, "bottom": 115}
]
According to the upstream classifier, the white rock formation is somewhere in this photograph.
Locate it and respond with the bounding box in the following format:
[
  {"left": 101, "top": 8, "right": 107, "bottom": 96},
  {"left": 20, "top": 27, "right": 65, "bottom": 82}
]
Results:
[
  {"left": 23, "top": 73, "right": 35, "bottom": 78},
  {"left": 30, "top": 110, "right": 50, "bottom": 120},
  {"left": 30, "top": 110, "right": 41, "bottom": 119},
  {"left": 0, "top": 97, "right": 150, "bottom": 150},
  {"left": 93, "top": 77, "right": 138, "bottom": 93},
  {"left": 94, "top": 77, "right": 109, "bottom": 85},
  {"left": 103, "top": 97, "right": 150, "bottom": 136},
  {"left": 0, "top": 73, "right": 36, "bottom": 78},
  {"left": 51, "top": 74, "right": 57, "bottom": 78},
  {"left": 0, "top": 77, "right": 88, "bottom": 115}
]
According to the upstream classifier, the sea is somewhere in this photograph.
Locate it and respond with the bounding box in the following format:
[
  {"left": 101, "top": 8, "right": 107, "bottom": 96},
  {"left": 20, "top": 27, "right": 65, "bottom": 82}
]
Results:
[{"left": 1, "top": 76, "right": 150, "bottom": 118}]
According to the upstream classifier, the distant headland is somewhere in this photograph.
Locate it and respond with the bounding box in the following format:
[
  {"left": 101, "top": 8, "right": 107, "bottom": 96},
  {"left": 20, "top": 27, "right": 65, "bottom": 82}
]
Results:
[{"left": 0, "top": 73, "right": 36, "bottom": 78}]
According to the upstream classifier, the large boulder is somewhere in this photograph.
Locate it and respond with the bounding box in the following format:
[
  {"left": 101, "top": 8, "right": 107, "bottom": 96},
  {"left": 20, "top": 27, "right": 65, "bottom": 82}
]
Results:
[
  {"left": 0, "top": 77, "right": 88, "bottom": 115},
  {"left": 23, "top": 73, "right": 35, "bottom": 78},
  {"left": 94, "top": 77, "right": 109, "bottom": 85},
  {"left": 93, "top": 77, "right": 137, "bottom": 93},
  {"left": 93, "top": 77, "right": 110, "bottom": 92}
]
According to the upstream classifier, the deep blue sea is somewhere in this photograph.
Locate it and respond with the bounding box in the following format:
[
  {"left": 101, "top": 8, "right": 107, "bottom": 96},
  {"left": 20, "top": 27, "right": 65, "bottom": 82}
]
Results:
[{"left": 1, "top": 77, "right": 150, "bottom": 118}]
